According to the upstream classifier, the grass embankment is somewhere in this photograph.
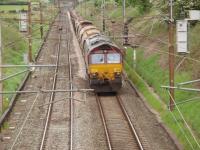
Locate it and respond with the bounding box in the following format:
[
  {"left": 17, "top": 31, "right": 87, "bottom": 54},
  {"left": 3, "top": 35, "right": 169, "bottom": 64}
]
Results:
[
  {"left": 0, "top": 3, "right": 57, "bottom": 115},
  {"left": 76, "top": 1, "right": 200, "bottom": 149}
]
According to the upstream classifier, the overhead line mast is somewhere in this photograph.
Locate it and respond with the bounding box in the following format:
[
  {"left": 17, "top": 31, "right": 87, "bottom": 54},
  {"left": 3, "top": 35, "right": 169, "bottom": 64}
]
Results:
[
  {"left": 0, "top": 23, "right": 2, "bottom": 113},
  {"left": 28, "top": 1, "right": 33, "bottom": 62},
  {"left": 168, "top": 0, "right": 175, "bottom": 111},
  {"left": 39, "top": 2, "right": 43, "bottom": 39}
]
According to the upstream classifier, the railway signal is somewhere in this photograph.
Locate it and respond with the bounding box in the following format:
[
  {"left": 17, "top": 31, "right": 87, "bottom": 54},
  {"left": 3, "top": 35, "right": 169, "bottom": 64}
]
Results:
[
  {"left": 19, "top": 11, "right": 28, "bottom": 32},
  {"left": 176, "top": 20, "right": 188, "bottom": 54}
]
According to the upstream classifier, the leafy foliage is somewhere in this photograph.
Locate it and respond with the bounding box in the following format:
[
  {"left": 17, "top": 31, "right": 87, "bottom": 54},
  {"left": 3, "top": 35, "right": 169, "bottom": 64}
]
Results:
[
  {"left": 161, "top": 0, "right": 200, "bottom": 19},
  {"left": 93, "top": 0, "right": 151, "bottom": 12},
  {"left": 114, "top": 0, "right": 152, "bottom": 12}
]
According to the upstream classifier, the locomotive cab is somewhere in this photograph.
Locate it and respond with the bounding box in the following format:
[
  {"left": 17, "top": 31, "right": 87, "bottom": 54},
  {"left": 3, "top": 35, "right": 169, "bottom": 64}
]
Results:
[{"left": 88, "top": 43, "right": 123, "bottom": 92}]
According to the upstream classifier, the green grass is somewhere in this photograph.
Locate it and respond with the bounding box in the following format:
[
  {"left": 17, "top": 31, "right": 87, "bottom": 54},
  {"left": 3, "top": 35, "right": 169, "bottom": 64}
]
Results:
[
  {"left": 125, "top": 47, "right": 200, "bottom": 149},
  {"left": 0, "top": 5, "right": 27, "bottom": 11},
  {"left": 0, "top": 3, "right": 57, "bottom": 116},
  {"left": 76, "top": 1, "right": 200, "bottom": 149}
]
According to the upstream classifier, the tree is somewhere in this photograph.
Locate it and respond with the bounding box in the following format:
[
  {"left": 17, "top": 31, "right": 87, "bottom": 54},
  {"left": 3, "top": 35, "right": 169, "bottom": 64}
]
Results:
[{"left": 114, "top": 0, "right": 151, "bottom": 12}]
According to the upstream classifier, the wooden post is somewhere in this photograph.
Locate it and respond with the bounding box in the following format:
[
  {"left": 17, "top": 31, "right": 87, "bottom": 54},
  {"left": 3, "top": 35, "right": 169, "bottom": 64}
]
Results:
[
  {"left": 39, "top": 2, "right": 43, "bottom": 39},
  {"left": 28, "top": 2, "right": 33, "bottom": 62},
  {"left": 123, "top": 0, "right": 126, "bottom": 24},
  {"left": 168, "top": 0, "right": 175, "bottom": 111},
  {"left": 0, "top": 23, "right": 3, "bottom": 113}
]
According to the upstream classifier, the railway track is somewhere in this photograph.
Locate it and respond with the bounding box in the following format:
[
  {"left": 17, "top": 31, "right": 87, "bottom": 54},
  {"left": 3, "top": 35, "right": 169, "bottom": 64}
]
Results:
[
  {"left": 2, "top": 16, "right": 63, "bottom": 150},
  {"left": 0, "top": 1, "right": 181, "bottom": 150},
  {"left": 39, "top": 9, "right": 74, "bottom": 149},
  {"left": 67, "top": 17, "right": 74, "bottom": 150},
  {"left": 39, "top": 23, "right": 62, "bottom": 150},
  {"left": 96, "top": 93, "right": 144, "bottom": 150},
  {"left": 0, "top": 4, "right": 74, "bottom": 148}
]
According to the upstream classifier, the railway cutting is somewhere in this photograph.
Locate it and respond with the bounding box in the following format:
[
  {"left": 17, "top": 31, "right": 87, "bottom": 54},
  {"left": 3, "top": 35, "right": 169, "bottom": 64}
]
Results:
[{"left": 0, "top": 0, "right": 182, "bottom": 150}]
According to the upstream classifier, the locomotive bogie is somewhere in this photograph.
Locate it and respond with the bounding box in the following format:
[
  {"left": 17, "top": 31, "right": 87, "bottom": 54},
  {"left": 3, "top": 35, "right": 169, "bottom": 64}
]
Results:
[{"left": 89, "top": 77, "right": 122, "bottom": 93}]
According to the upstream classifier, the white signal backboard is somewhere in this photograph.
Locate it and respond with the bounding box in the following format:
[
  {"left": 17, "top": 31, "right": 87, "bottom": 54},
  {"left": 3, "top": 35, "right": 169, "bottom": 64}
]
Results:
[
  {"left": 176, "top": 20, "right": 188, "bottom": 53},
  {"left": 19, "top": 12, "right": 28, "bottom": 32}
]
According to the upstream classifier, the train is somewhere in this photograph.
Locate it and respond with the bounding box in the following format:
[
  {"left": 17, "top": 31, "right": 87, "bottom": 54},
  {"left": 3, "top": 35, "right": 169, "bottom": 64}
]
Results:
[{"left": 70, "top": 11, "right": 123, "bottom": 92}]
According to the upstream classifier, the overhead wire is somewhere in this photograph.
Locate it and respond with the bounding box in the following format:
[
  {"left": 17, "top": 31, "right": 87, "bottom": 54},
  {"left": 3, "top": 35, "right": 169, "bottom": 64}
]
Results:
[
  {"left": 3, "top": 25, "right": 49, "bottom": 60},
  {"left": 133, "top": 44, "right": 200, "bottom": 65},
  {"left": 3, "top": 24, "right": 48, "bottom": 49},
  {"left": 168, "top": 90, "right": 200, "bottom": 148},
  {"left": 0, "top": 5, "right": 56, "bottom": 65},
  {"left": 116, "top": 5, "right": 200, "bottom": 66},
  {"left": 169, "top": 109, "right": 195, "bottom": 150}
]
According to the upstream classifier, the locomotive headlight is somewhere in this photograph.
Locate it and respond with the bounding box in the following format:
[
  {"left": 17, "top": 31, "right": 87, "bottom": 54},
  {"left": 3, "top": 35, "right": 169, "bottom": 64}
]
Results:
[
  {"left": 115, "top": 72, "right": 121, "bottom": 77},
  {"left": 91, "top": 72, "right": 98, "bottom": 78}
]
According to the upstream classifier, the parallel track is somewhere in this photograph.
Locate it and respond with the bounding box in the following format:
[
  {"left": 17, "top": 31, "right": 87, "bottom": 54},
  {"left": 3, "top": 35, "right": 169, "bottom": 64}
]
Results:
[
  {"left": 6, "top": 13, "right": 62, "bottom": 150},
  {"left": 39, "top": 25, "right": 62, "bottom": 150},
  {"left": 96, "top": 94, "right": 144, "bottom": 150},
  {"left": 39, "top": 10, "right": 74, "bottom": 150},
  {"left": 67, "top": 22, "right": 74, "bottom": 150}
]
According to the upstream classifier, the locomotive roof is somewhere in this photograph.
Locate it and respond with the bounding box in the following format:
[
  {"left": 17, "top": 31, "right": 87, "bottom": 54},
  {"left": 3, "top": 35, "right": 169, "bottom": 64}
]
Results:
[
  {"left": 85, "top": 34, "right": 120, "bottom": 53},
  {"left": 77, "top": 20, "right": 93, "bottom": 26}
]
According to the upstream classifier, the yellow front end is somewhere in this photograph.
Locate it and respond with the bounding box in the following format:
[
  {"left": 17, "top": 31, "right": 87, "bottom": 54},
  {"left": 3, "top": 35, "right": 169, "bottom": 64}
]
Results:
[{"left": 89, "top": 64, "right": 122, "bottom": 80}]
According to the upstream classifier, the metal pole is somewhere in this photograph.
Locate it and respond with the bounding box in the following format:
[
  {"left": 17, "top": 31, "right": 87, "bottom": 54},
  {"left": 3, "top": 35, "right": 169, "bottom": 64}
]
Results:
[
  {"left": 162, "top": 86, "right": 200, "bottom": 92},
  {"left": 123, "top": 0, "right": 126, "bottom": 24},
  {"left": 58, "top": 0, "right": 61, "bottom": 12},
  {"left": 28, "top": 2, "right": 33, "bottom": 62},
  {"left": 178, "top": 79, "right": 200, "bottom": 86},
  {"left": 81, "top": 1, "right": 82, "bottom": 15},
  {"left": 111, "top": 20, "right": 115, "bottom": 39},
  {"left": 39, "top": 2, "right": 43, "bottom": 39},
  {"left": 102, "top": 0, "right": 105, "bottom": 32},
  {"left": 123, "top": 0, "right": 126, "bottom": 45},
  {"left": 168, "top": 0, "right": 175, "bottom": 111},
  {"left": 84, "top": 0, "right": 86, "bottom": 17},
  {"left": 0, "top": 64, "right": 57, "bottom": 68},
  {"left": 0, "top": 23, "right": 3, "bottom": 113},
  {"left": 133, "top": 48, "right": 136, "bottom": 69}
]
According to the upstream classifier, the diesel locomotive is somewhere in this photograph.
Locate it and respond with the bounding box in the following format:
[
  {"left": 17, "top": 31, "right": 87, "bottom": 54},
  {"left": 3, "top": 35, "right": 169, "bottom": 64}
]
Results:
[{"left": 70, "top": 11, "right": 123, "bottom": 92}]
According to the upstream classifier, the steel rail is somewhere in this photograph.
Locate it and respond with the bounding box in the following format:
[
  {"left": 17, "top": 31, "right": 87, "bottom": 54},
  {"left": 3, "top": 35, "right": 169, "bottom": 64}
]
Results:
[
  {"left": 95, "top": 94, "right": 112, "bottom": 150},
  {"left": 39, "top": 30, "right": 61, "bottom": 150},
  {"left": 116, "top": 95, "right": 144, "bottom": 150},
  {"left": 0, "top": 14, "right": 57, "bottom": 128},
  {"left": 9, "top": 93, "right": 40, "bottom": 150},
  {"left": 67, "top": 24, "right": 74, "bottom": 150},
  {"left": 96, "top": 94, "right": 144, "bottom": 150},
  {"left": 0, "top": 89, "right": 94, "bottom": 94}
]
